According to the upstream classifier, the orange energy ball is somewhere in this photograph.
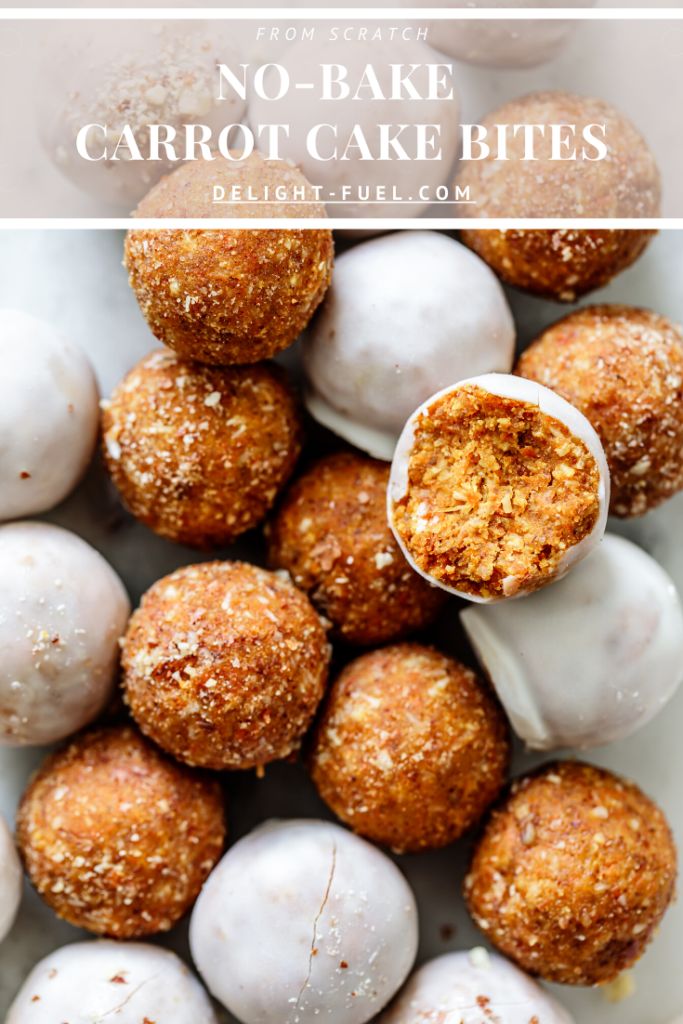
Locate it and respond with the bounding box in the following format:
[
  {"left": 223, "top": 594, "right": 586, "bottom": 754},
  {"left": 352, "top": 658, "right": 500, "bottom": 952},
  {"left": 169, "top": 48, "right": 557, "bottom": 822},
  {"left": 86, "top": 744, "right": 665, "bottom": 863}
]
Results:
[
  {"left": 124, "top": 153, "right": 334, "bottom": 365},
  {"left": 460, "top": 228, "right": 655, "bottom": 303},
  {"left": 266, "top": 453, "right": 446, "bottom": 646},
  {"left": 122, "top": 561, "right": 330, "bottom": 771},
  {"left": 457, "top": 91, "right": 660, "bottom": 220},
  {"left": 310, "top": 644, "right": 510, "bottom": 853},
  {"left": 516, "top": 305, "right": 683, "bottom": 516},
  {"left": 465, "top": 761, "right": 677, "bottom": 986},
  {"left": 102, "top": 351, "right": 303, "bottom": 547},
  {"left": 16, "top": 726, "right": 225, "bottom": 939}
]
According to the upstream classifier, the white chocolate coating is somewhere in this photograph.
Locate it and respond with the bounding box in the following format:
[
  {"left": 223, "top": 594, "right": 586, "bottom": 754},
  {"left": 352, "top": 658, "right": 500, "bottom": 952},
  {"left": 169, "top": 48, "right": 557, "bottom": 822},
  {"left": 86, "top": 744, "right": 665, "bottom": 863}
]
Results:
[
  {"left": 388, "top": 373, "right": 610, "bottom": 602},
  {"left": 0, "top": 310, "right": 99, "bottom": 520},
  {"left": 6, "top": 941, "right": 217, "bottom": 1023},
  {"left": 0, "top": 815, "right": 21, "bottom": 944},
  {"left": 422, "top": 1, "right": 595, "bottom": 69},
  {"left": 378, "top": 948, "right": 575, "bottom": 1024},
  {"left": 248, "top": 39, "right": 460, "bottom": 219},
  {"left": 190, "top": 819, "right": 419, "bottom": 1024},
  {"left": 0, "top": 522, "right": 130, "bottom": 746},
  {"left": 303, "top": 233, "right": 515, "bottom": 459},
  {"left": 461, "top": 533, "right": 683, "bottom": 750},
  {"left": 39, "top": 23, "right": 246, "bottom": 207}
]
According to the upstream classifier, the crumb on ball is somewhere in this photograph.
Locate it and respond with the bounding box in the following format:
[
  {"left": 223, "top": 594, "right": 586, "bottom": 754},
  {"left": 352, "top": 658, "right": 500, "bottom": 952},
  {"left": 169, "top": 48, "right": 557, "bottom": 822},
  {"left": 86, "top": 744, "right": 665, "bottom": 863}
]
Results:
[
  {"left": 102, "top": 350, "right": 303, "bottom": 547},
  {"left": 16, "top": 725, "right": 226, "bottom": 939},
  {"left": 465, "top": 761, "right": 677, "bottom": 985},
  {"left": 389, "top": 378, "right": 606, "bottom": 601},
  {"left": 266, "top": 453, "right": 446, "bottom": 646},
  {"left": 461, "top": 228, "right": 655, "bottom": 303},
  {"left": 122, "top": 561, "right": 331, "bottom": 771},
  {"left": 457, "top": 92, "right": 660, "bottom": 220},
  {"left": 310, "top": 644, "right": 509, "bottom": 853},
  {"left": 516, "top": 305, "right": 683, "bottom": 516},
  {"left": 124, "top": 153, "right": 334, "bottom": 365}
]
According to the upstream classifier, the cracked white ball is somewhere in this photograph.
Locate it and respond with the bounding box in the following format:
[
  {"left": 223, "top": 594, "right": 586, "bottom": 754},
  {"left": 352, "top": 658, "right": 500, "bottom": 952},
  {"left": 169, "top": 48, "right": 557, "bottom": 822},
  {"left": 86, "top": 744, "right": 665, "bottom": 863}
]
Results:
[
  {"left": 189, "top": 819, "right": 419, "bottom": 1024},
  {"left": 0, "top": 815, "right": 21, "bottom": 944},
  {"left": 0, "top": 522, "right": 130, "bottom": 746},
  {"left": 378, "top": 948, "right": 575, "bottom": 1023},
  {"left": 0, "top": 310, "right": 99, "bottom": 521},
  {"left": 303, "top": 232, "right": 515, "bottom": 459},
  {"left": 6, "top": 941, "right": 217, "bottom": 1023},
  {"left": 388, "top": 373, "right": 609, "bottom": 602},
  {"left": 461, "top": 533, "right": 683, "bottom": 750}
]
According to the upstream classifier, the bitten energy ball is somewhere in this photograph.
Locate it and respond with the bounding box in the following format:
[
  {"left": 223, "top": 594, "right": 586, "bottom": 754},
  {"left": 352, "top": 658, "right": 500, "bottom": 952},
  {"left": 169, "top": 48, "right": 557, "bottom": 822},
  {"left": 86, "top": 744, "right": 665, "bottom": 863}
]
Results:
[
  {"left": 125, "top": 152, "right": 333, "bottom": 365},
  {"left": 16, "top": 726, "right": 225, "bottom": 938},
  {"left": 389, "top": 374, "right": 609, "bottom": 602},
  {"left": 458, "top": 91, "right": 660, "bottom": 220},
  {"left": 0, "top": 309, "right": 99, "bottom": 520},
  {"left": 461, "top": 534, "right": 683, "bottom": 750},
  {"left": 190, "top": 819, "right": 418, "bottom": 1024},
  {"left": 0, "top": 815, "right": 21, "bottom": 944},
  {"left": 461, "top": 228, "right": 655, "bottom": 303},
  {"left": 6, "top": 941, "right": 218, "bottom": 1023},
  {"left": 465, "top": 761, "right": 677, "bottom": 985},
  {"left": 310, "top": 644, "right": 509, "bottom": 852},
  {"left": 102, "top": 350, "right": 302, "bottom": 547},
  {"left": 0, "top": 522, "right": 130, "bottom": 747},
  {"left": 517, "top": 305, "right": 683, "bottom": 516},
  {"left": 122, "top": 561, "right": 330, "bottom": 770},
  {"left": 303, "top": 232, "right": 515, "bottom": 459},
  {"left": 266, "top": 453, "right": 445, "bottom": 646},
  {"left": 378, "top": 948, "right": 575, "bottom": 1024}
]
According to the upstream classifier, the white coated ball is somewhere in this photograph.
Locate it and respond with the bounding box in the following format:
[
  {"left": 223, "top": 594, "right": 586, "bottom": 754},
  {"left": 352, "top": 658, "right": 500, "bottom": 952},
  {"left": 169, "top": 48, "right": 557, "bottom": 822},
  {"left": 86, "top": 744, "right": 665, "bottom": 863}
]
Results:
[
  {"left": 378, "top": 948, "right": 575, "bottom": 1023},
  {"left": 6, "top": 941, "right": 217, "bottom": 1023},
  {"left": 303, "top": 233, "right": 515, "bottom": 459},
  {"left": 190, "top": 819, "right": 419, "bottom": 1024},
  {"left": 422, "top": 1, "right": 596, "bottom": 69},
  {"left": 388, "top": 373, "right": 610, "bottom": 602},
  {"left": 0, "top": 522, "right": 130, "bottom": 746},
  {"left": 248, "top": 39, "right": 460, "bottom": 220},
  {"left": 0, "top": 815, "right": 21, "bottom": 944},
  {"left": 461, "top": 533, "right": 683, "bottom": 749},
  {"left": 0, "top": 310, "right": 99, "bottom": 521}
]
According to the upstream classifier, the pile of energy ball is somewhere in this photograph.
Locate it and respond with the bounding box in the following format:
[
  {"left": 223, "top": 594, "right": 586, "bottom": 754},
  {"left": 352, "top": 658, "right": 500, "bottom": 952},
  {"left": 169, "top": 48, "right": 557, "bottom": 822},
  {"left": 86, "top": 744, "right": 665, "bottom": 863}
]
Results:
[{"left": 3, "top": 154, "right": 683, "bottom": 1024}]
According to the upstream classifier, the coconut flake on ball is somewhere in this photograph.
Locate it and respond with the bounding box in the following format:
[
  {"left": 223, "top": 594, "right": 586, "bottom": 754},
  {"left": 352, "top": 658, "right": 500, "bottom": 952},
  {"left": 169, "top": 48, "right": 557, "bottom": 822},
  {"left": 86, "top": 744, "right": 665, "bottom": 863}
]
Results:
[
  {"left": 0, "top": 309, "right": 99, "bottom": 521},
  {"left": 190, "top": 819, "right": 418, "bottom": 1024},
  {"left": 378, "top": 948, "right": 575, "bottom": 1024},
  {"left": 303, "top": 232, "right": 515, "bottom": 460},
  {"left": 388, "top": 373, "right": 609, "bottom": 602},
  {"left": 0, "top": 522, "right": 130, "bottom": 746},
  {"left": 5, "top": 941, "right": 218, "bottom": 1024},
  {"left": 0, "top": 815, "right": 21, "bottom": 944},
  {"left": 461, "top": 533, "right": 683, "bottom": 750}
]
